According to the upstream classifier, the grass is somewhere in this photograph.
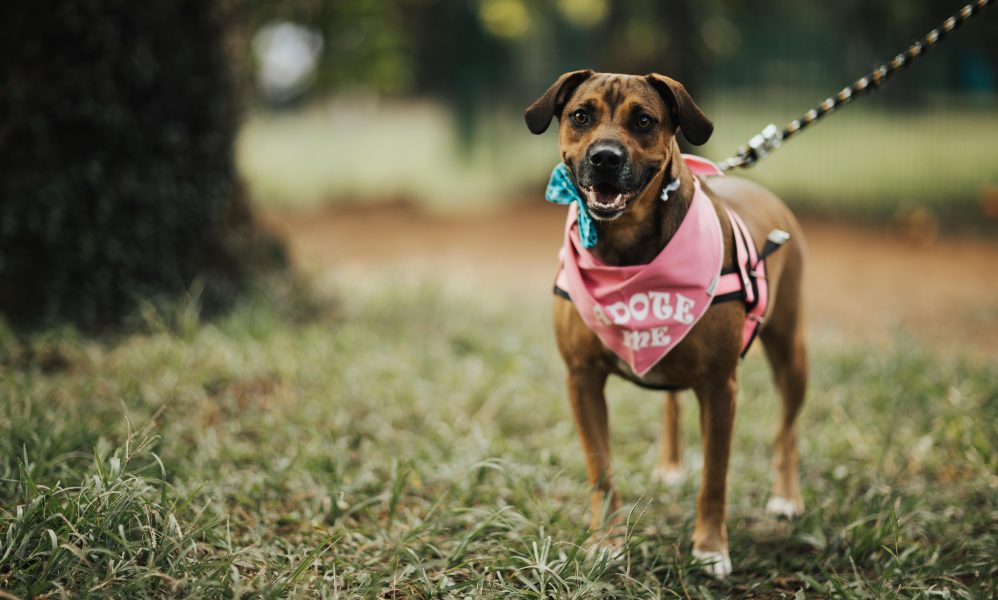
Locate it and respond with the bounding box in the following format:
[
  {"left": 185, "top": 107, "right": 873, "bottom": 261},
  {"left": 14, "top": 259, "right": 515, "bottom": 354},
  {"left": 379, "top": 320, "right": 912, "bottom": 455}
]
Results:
[
  {"left": 237, "top": 95, "right": 998, "bottom": 227},
  {"left": 701, "top": 92, "right": 998, "bottom": 225},
  {"left": 236, "top": 99, "right": 557, "bottom": 213},
  {"left": 1, "top": 273, "right": 996, "bottom": 597}
]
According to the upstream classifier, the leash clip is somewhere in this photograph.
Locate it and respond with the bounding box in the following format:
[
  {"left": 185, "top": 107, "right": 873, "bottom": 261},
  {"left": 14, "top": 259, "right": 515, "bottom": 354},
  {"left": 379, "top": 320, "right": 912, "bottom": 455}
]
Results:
[
  {"left": 722, "top": 123, "right": 781, "bottom": 171},
  {"left": 767, "top": 229, "right": 791, "bottom": 246},
  {"left": 759, "top": 229, "right": 791, "bottom": 262},
  {"left": 748, "top": 124, "right": 783, "bottom": 160}
]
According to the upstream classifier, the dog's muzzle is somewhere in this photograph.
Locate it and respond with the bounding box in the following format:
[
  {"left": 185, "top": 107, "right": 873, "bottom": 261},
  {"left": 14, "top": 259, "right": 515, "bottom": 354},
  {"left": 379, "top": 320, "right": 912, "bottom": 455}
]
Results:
[{"left": 579, "top": 142, "right": 639, "bottom": 220}]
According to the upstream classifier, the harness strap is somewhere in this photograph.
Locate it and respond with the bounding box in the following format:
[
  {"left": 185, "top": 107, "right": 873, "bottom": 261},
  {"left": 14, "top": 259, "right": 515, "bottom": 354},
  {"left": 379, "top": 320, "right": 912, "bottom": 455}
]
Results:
[
  {"left": 553, "top": 204, "right": 790, "bottom": 359},
  {"left": 712, "top": 207, "right": 786, "bottom": 357},
  {"left": 712, "top": 211, "right": 754, "bottom": 303}
]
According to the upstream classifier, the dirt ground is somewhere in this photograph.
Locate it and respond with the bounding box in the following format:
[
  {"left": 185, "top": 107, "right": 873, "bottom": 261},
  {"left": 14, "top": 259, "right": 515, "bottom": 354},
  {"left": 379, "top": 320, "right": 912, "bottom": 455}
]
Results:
[{"left": 263, "top": 201, "right": 998, "bottom": 359}]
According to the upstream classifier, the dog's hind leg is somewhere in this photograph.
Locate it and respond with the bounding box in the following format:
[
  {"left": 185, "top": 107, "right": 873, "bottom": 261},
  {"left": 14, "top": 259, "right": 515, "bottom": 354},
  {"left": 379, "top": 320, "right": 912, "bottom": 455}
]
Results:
[
  {"left": 760, "top": 303, "right": 808, "bottom": 518},
  {"left": 652, "top": 391, "right": 685, "bottom": 486}
]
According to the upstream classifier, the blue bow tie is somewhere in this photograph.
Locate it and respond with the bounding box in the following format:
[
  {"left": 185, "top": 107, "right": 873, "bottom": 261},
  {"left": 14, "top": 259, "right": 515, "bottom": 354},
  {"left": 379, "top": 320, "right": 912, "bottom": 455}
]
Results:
[{"left": 545, "top": 163, "right": 598, "bottom": 248}]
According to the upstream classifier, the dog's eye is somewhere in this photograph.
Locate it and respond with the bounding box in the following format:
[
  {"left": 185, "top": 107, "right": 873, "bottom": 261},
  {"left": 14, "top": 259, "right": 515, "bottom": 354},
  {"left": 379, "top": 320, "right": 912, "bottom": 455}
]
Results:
[
  {"left": 571, "top": 109, "right": 589, "bottom": 126},
  {"left": 635, "top": 115, "right": 654, "bottom": 130}
]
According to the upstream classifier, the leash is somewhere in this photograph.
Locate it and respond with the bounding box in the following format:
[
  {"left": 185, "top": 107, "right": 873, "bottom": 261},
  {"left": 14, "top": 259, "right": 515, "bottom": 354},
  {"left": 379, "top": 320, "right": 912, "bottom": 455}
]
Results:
[{"left": 718, "top": 0, "right": 993, "bottom": 172}]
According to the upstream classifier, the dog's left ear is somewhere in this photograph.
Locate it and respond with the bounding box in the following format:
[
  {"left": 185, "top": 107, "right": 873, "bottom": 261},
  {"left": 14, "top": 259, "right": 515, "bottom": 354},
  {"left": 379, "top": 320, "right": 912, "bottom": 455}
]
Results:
[
  {"left": 646, "top": 74, "right": 714, "bottom": 146},
  {"left": 524, "top": 69, "right": 593, "bottom": 134}
]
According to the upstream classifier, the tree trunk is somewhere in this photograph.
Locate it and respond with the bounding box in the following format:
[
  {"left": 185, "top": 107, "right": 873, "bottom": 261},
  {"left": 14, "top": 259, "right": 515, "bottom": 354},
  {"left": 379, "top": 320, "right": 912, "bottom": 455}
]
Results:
[{"left": 0, "top": 0, "right": 281, "bottom": 329}]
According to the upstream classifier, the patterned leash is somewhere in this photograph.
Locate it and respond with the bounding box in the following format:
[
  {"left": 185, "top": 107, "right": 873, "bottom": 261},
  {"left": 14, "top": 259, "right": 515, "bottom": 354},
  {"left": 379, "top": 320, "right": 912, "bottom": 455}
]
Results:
[{"left": 718, "top": 0, "right": 993, "bottom": 172}]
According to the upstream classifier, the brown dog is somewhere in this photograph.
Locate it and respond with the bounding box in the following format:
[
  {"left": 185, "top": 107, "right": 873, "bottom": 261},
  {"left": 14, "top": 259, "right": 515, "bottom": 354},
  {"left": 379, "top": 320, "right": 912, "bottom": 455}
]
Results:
[{"left": 525, "top": 71, "right": 807, "bottom": 577}]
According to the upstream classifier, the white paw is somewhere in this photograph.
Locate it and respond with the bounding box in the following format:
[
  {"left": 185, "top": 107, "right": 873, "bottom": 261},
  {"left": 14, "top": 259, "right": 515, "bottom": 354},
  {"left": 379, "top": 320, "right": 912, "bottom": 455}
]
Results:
[
  {"left": 692, "top": 549, "right": 732, "bottom": 578},
  {"left": 765, "top": 496, "right": 801, "bottom": 519},
  {"left": 651, "top": 465, "right": 685, "bottom": 487}
]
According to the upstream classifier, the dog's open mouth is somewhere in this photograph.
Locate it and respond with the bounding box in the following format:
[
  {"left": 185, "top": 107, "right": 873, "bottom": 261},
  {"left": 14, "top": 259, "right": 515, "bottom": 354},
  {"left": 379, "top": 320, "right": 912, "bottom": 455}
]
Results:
[{"left": 584, "top": 183, "right": 636, "bottom": 221}]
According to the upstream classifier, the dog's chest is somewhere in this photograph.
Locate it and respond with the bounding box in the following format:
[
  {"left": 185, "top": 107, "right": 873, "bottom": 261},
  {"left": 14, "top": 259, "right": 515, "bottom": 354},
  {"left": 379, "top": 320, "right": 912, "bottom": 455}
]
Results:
[{"left": 604, "top": 335, "right": 701, "bottom": 391}]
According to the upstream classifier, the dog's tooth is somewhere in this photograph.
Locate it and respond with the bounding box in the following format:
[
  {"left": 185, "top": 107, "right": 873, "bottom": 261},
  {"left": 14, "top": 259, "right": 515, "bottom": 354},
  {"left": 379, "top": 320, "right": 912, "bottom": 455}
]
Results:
[{"left": 614, "top": 193, "right": 623, "bottom": 204}]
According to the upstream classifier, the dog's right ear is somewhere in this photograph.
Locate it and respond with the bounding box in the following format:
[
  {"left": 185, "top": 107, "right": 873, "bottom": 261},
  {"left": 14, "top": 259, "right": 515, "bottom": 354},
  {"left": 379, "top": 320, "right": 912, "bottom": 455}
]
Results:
[{"left": 524, "top": 70, "right": 593, "bottom": 135}]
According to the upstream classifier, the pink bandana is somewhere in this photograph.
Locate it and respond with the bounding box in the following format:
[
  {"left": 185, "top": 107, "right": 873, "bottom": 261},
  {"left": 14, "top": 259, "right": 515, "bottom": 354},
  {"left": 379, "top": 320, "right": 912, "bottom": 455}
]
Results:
[{"left": 555, "top": 177, "right": 723, "bottom": 376}]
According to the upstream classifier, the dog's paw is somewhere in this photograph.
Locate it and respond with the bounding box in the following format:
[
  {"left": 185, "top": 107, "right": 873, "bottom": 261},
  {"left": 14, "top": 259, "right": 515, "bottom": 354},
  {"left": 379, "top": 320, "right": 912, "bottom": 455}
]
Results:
[
  {"left": 692, "top": 549, "right": 732, "bottom": 578},
  {"left": 651, "top": 465, "right": 685, "bottom": 487},
  {"left": 765, "top": 495, "right": 802, "bottom": 519}
]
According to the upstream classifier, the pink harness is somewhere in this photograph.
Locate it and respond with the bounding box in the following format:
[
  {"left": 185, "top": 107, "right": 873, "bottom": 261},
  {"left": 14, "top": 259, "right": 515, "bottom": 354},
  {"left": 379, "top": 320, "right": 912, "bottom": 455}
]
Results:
[{"left": 554, "top": 155, "right": 776, "bottom": 377}]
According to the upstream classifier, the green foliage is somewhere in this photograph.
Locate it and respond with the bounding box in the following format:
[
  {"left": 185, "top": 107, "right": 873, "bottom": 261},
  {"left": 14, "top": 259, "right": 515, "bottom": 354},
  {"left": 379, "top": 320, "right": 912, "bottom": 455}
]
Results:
[
  {"left": 239, "top": 0, "right": 415, "bottom": 95},
  {"left": 1, "top": 274, "right": 995, "bottom": 597},
  {"left": 236, "top": 0, "right": 996, "bottom": 107},
  {"left": 0, "top": 0, "right": 271, "bottom": 329}
]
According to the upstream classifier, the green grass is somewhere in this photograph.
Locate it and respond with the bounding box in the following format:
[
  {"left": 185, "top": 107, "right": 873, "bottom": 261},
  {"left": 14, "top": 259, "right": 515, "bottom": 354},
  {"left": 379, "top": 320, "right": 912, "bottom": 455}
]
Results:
[
  {"left": 701, "top": 93, "right": 998, "bottom": 225},
  {"left": 1, "top": 274, "right": 996, "bottom": 597},
  {"left": 237, "top": 95, "right": 998, "bottom": 226},
  {"left": 236, "top": 100, "right": 556, "bottom": 213}
]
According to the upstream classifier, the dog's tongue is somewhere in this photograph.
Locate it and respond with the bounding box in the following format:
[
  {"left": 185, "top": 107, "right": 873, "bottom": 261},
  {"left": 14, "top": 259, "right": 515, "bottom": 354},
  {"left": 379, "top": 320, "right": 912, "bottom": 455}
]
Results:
[{"left": 587, "top": 187, "right": 622, "bottom": 207}]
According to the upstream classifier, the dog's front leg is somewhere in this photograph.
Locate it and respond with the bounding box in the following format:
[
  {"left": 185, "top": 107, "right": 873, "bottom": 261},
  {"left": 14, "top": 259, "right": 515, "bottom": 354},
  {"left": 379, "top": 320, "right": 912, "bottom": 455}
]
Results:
[
  {"left": 692, "top": 375, "right": 737, "bottom": 577},
  {"left": 566, "top": 369, "right": 621, "bottom": 542}
]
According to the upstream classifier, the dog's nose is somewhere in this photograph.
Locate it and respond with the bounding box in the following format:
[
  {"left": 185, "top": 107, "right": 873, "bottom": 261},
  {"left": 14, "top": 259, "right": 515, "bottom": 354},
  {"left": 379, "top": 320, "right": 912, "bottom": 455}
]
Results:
[{"left": 588, "top": 144, "right": 625, "bottom": 175}]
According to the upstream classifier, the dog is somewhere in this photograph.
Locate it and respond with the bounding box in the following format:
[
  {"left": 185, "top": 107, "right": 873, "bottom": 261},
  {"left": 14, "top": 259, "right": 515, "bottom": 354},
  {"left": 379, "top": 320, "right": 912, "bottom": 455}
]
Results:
[{"left": 524, "top": 71, "right": 807, "bottom": 577}]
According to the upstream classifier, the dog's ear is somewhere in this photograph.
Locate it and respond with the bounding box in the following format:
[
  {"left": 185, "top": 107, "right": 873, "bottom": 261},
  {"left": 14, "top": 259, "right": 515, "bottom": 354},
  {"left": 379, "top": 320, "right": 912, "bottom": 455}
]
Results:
[
  {"left": 524, "top": 70, "right": 593, "bottom": 135},
  {"left": 646, "top": 74, "right": 714, "bottom": 146}
]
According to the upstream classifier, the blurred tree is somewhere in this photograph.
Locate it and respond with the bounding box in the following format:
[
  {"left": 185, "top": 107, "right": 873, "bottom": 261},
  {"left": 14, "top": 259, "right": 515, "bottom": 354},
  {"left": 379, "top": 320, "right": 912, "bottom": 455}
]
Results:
[
  {"left": 0, "top": 0, "right": 281, "bottom": 329},
  {"left": 596, "top": 0, "right": 707, "bottom": 92},
  {"left": 709, "top": 0, "right": 996, "bottom": 100},
  {"left": 400, "top": 0, "right": 511, "bottom": 147},
  {"left": 820, "top": 1, "right": 997, "bottom": 103},
  {"left": 230, "top": 0, "right": 414, "bottom": 102},
  {"left": 227, "top": 0, "right": 995, "bottom": 145}
]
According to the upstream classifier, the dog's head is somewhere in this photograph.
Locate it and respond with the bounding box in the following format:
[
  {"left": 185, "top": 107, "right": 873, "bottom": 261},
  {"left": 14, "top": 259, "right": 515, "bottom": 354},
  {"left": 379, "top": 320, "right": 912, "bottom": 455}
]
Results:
[{"left": 525, "top": 71, "right": 713, "bottom": 221}]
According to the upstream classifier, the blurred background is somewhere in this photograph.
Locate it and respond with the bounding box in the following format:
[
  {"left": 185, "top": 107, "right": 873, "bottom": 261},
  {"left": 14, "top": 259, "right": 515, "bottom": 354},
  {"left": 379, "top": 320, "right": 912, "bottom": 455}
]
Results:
[
  {"left": 233, "top": 0, "right": 998, "bottom": 353},
  {"left": 238, "top": 0, "right": 998, "bottom": 352},
  {"left": 1, "top": 0, "right": 996, "bottom": 334},
  {"left": 233, "top": 0, "right": 997, "bottom": 219},
  {"left": 2, "top": 3, "right": 997, "bottom": 595}
]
